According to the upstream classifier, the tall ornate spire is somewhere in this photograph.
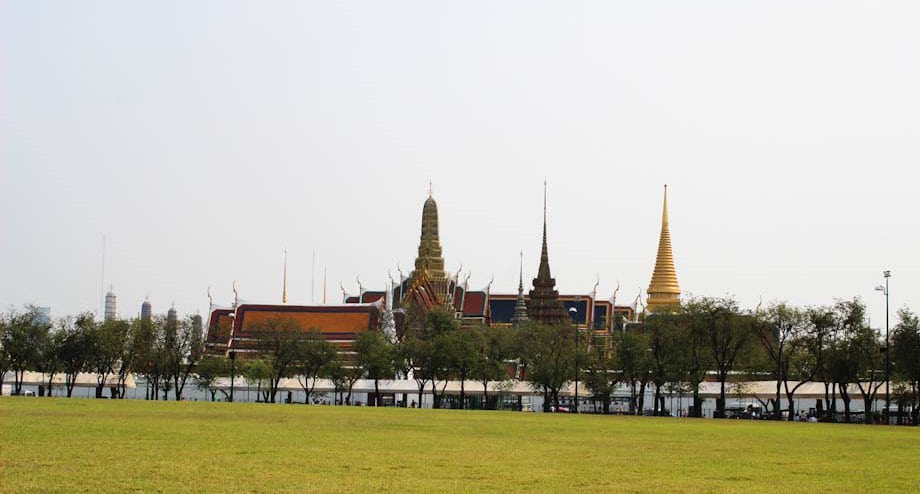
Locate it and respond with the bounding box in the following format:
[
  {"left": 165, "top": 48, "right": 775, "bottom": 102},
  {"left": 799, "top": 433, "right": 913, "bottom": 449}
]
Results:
[
  {"left": 406, "top": 190, "right": 452, "bottom": 309},
  {"left": 647, "top": 185, "right": 681, "bottom": 312},
  {"left": 528, "top": 182, "right": 569, "bottom": 325},
  {"left": 512, "top": 250, "right": 529, "bottom": 327}
]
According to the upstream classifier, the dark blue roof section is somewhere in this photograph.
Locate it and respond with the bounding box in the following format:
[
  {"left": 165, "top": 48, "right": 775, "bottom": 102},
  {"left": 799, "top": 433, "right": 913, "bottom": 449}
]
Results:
[
  {"left": 489, "top": 299, "right": 516, "bottom": 324},
  {"left": 562, "top": 299, "right": 589, "bottom": 324}
]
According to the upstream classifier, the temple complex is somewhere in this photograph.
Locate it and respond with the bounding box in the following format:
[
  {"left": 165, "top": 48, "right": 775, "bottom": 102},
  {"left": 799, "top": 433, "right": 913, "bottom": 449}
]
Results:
[
  {"left": 646, "top": 185, "right": 681, "bottom": 313},
  {"left": 203, "top": 185, "right": 675, "bottom": 358}
]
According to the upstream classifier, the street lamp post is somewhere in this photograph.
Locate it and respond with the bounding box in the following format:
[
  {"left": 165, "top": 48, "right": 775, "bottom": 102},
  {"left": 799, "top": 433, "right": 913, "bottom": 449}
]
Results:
[
  {"left": 875, "top": 270, "right": 891, "bottom": 424},
  {"left": 569, "top": 306, "right": 579, "bottom": 414},
  {"left": 229, "top": 350, "right": 237, "bottom": 403}
]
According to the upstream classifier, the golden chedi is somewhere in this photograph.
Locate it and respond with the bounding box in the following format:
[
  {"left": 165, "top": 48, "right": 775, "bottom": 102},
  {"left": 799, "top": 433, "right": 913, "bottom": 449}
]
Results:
[{"left": 646, "top": 185, "right": 680, "bottom": 312}]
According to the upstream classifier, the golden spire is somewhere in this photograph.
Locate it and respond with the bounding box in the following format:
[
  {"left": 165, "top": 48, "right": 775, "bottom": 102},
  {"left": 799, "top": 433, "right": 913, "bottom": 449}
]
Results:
[
  {"left": 647, "top": 185, "right": 680, "bottom": 312},
  {"left": 407, "top": 190, "right": 451, "bottom": 308},
  {"left": 282, "top": 248, "right": 288, "bottom": 304}
]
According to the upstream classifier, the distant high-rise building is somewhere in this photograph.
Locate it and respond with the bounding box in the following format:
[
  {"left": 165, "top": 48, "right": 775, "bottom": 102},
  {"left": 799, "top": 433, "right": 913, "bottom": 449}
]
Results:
[
  {"left": 104, "top": 287, "right": 117, "bottom": 322},
  {"left": 141, "top": 298, "right": 152, "bottom": 322},
  {"left": 167, "top": 304, "right": 178, "bottom": 326},
  {"left": 36, "top": 306, "right": 51, "bottom": 326},
  {"left": 191, "top": 313, "right": 203, "bottom": 338}
]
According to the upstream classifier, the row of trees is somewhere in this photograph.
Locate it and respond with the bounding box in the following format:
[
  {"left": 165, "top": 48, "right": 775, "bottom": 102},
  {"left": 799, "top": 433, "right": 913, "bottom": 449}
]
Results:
[
  {"left": 3, "top": 295, "right": 919, "bottom": 424},
  {"left": 0, "top": 307, "right": 204, "bottom": 400}
]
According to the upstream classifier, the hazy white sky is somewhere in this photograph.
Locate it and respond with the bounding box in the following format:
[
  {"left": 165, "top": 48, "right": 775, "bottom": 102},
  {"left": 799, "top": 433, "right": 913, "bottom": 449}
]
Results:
[{"left": 2, "top": 1, "right": 917, "bottom": 327}]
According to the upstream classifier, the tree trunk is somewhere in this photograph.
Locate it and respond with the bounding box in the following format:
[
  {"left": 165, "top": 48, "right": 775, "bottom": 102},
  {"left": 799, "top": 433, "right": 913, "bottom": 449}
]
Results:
[
  {"left": 717, "top": 373, "right": 727, "bottom": 418},
  {"left": 690, "top": 385, "right": 701, "bottom": 418},
  {"left": 374, "top": 379, "right": 380, "bottom": 407},
  {"left": 637, "top": 381, "right": 647, "bottom": 416},
  {"left": 459, "top": 373, "right": 466, "bottom": 410},
  {"left": 653, "top": 385, "right": 662, "bottom": 416},
  {"left": 785, "top": 391, "right": 796, "bottom": 421},
  {"left": 863, "top": 396, "right": 874, "bottom": 425},
  {"left": 842, "top": 389, "right": 851, "bottom": 423},
  {"left": 482, "top": 382, "right": 489, "bottom": 410},
  {"left": 775, "top": 379, "right": 783, "bottom": 420}
]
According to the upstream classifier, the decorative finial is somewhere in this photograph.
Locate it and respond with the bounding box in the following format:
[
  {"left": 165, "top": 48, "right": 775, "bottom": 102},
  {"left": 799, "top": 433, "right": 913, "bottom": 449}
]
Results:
[
  {"left": 518, "top": 250, "right": 524, "bottom": 290},
  {"left": 282, "top": 248, "right": 288, "bottom": 304},
  {"left": 207, "top": 287, "right": 212, "bottom": 308},
  {"left": 232, "top": 281, "right": 239, "bottom": 308},
  {"left": 543, "top": 180, "right": 547, "bottom": 226},
  {"left": 429, "top": 180, "right": 433, "bottom": 198}
]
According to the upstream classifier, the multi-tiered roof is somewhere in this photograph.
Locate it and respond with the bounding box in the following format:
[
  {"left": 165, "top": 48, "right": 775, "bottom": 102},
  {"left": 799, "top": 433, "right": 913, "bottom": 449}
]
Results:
[
  {"left": 404, "top": 190, "right": 453, "bottom": 311},
  {"left": 527, "top": 184, "right": 570, "bottom": 325}
]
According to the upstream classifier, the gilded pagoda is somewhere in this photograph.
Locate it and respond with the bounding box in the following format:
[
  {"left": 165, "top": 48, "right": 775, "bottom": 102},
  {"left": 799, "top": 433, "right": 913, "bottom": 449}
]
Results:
[{"left": 646, "top": 185, "right": 681, "bottom": 312}]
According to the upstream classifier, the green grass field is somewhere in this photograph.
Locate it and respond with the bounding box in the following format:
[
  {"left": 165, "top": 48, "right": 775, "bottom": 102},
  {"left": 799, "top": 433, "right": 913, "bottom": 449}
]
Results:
[{"left": 1, "top": 397, "right": 917, "bottom": 493}]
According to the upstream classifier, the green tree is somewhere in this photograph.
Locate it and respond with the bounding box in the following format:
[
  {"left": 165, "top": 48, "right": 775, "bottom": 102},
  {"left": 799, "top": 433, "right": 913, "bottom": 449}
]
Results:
[
  {"left": 1, "top": 306, "right": 52, "bottom": 395},
  {"left": 59, "top": 313, "right": 95, "bottom": 398},
  {"left": 646, "top": 312, "right": 685, "bottom": 416},
  {"left": 695, "top": 297, "right": 756, "bottom": 418},
  {"left": 678, "top": 299, "right": 715, "bottom": 417},
  {"left": 615, "top": 328, "right": 651, "bottom": 415},
  {"left": 248, "top": 317, "right": 305, "bottom": 403},
  {"left": 820, "top": 299, "right": 870, "bottom": 422},
  {"left": 36, "top": 323, "right": 64, "bottom": 397},
  {"left": 441, "top": 329, "right": 479, "bottom": 409},
  {"left": 518, "top": 321, "right": 574, "bottom": 412},
  {"left": 891, "top": 308, "right": 920, "bottom": 424},
  {"left": 241, "top": 358, "right": 272, "bottom": 402},
  {"left": 195, "top": 356, "right": 229, "bottom": 402},
  {"left": 355, "top": 331, "right": 396, "bottom": 407},
  {"left": 471, "top": 325, "right": 513, "bottom": 410},
  {"left": 400, "top": 335, "right": 435, "bottom": 408},
  {"left": 163, "top": 315, "right": 205, "bottom": 401},
  {"left": 583, "top": 334, "right": 619, "bottom": 414},
  {"left": 89, "top": 318, "right": 129, "bottom": 398},
  {"left": 755, "top": 302, "right": 810, "bottom": 419},
  {"left": 0, "top": 318, "right": 9, "bottom": 396},
  {"left": 295, "top": 329, "right": 336, "bottom": 404}
]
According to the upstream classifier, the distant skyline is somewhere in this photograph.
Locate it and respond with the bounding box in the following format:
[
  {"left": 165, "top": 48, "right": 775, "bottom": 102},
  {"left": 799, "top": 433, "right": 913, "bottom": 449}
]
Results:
[{"left": 2, "top": 2, "right": 918, "bottom": 327}]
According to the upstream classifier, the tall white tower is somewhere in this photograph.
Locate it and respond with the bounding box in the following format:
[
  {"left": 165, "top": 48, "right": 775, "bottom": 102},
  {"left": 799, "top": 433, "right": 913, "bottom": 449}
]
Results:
[{"left": 104, "top": 286, "right": 117, "bottom": 322}]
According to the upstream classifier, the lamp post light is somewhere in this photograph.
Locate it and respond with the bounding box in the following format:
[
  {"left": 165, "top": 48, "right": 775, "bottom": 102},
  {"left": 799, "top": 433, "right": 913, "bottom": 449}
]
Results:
[
  {"left": 569, "top": 306, "right": 579, "bottom": 414},
  {"left": 229, "top": 350, "right": 237, "bottom": 403},
  {"left": 875, "top": 270, "right": 891, "bottom": 424}
]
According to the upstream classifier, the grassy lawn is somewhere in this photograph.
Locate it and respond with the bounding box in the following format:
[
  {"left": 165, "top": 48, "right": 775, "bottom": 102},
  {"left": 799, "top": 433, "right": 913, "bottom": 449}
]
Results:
[{"left": 1, "top": 397, "right": 917, "bottom": 493}]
